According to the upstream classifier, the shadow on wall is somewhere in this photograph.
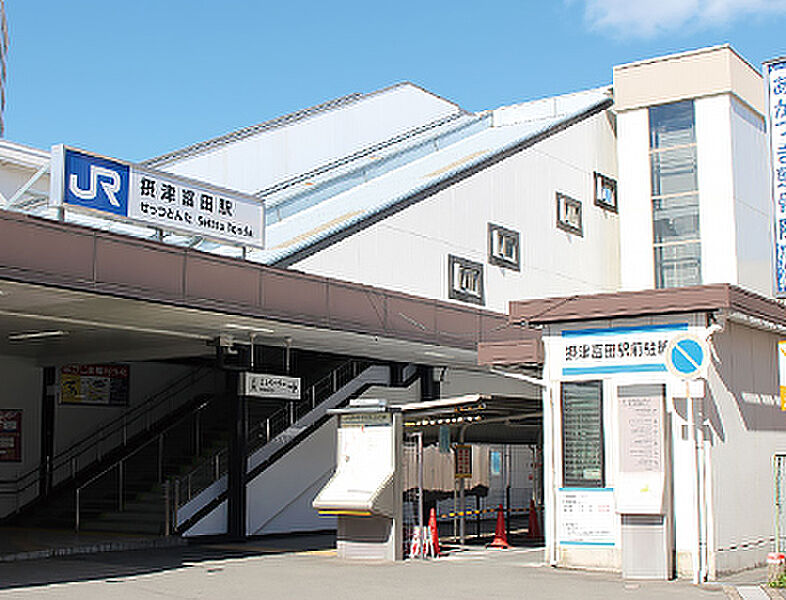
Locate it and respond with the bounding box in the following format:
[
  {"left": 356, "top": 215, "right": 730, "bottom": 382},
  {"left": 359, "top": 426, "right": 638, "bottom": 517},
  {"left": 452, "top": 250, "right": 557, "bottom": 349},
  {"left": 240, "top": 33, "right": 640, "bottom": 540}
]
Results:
[
  {"left": 712, "top": 322, "right": 786, "bottom": 434},
  {"left": 672, "top": 391, "right": 726, "bottom": 444}
]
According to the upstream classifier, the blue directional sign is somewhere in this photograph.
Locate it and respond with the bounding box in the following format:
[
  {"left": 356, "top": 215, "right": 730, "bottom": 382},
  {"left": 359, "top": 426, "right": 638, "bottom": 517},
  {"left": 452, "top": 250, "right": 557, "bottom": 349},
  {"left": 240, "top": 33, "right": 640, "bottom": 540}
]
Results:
[
  {"left": 665, "top": 334, "right": 709, "bottom": 380},
  {"left": 63, "top": 149, "right": 130, "bottom": 217}
]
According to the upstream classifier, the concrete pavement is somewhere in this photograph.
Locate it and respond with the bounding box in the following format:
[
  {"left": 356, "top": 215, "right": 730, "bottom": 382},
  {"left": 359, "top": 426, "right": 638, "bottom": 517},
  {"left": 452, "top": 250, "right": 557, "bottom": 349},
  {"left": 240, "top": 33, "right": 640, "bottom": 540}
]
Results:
[{"left": 0, "top": 538, "right": 738, "bottom": 600}]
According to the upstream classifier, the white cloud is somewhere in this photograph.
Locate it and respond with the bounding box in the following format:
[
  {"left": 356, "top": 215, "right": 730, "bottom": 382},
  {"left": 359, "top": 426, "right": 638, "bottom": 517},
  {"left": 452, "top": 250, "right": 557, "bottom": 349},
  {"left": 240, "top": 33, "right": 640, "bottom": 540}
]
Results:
[{"left": 578, "top": 0, "right": 786, "bottom": 38}]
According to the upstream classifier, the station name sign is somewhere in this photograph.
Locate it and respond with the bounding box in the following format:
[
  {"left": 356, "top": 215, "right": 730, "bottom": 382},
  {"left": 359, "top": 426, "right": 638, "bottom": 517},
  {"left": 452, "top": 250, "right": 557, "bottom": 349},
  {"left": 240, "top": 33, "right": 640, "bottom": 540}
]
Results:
[
  {"left": 555, "top": 323, "right": 691, "bottom": 377},
  {"left": 49, "top": 145, "right": 264, "bottom": 249}
]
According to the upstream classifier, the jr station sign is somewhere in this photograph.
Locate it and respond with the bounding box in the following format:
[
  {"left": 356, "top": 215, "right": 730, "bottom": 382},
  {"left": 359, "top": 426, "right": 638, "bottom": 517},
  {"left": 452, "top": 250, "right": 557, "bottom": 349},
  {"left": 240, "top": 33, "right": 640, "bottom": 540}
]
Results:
[{"left": 49, "top": 145, "right": 265, "bottom": 249}]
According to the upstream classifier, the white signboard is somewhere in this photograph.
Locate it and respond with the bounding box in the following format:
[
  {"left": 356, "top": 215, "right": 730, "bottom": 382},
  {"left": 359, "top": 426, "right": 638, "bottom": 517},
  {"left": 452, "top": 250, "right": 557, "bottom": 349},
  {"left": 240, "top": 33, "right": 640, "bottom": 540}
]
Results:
[
  {"left": 556, "top": 323, "right": 689, "bottom": 377},
  {"left": 616, "top": 386, "right": 666, "bottom": 514},
  {"left": 239, "top": 373, "right": 300, "bottom": 400},
  {"left": 314, "top": 412, "right": 395, "bottom": 513},
  {"left": 765, "top": 58, "right": 786, "bottom": 297},
  {"left": 558, "top": 488, "right": 616, "bottom": 545},
  {"left": 50, "top": 145, "right": 264, "bottom": 248}
]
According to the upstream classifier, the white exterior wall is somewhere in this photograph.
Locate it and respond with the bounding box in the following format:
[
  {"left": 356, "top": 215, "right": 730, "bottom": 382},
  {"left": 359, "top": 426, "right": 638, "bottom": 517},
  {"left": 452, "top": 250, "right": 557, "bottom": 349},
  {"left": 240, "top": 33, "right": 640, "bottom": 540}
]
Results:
[
  {"left": 708, "top": 320, "right": 785, "bottom": 575},
  {"left": 158, "top": 85, "right": 460, "bottom": 193},
  {"left": 730, "top": 98, "right": 772, "bottom": 296},
  {"left": 618, "top": 108, "right": 654, "bottom": 291},
  {"left": 618, "top": 93, "right": 770, "bottom": 295},
  {"left": 696, "top": 95, "right": 738, "bottom": 287},
  {"left": 292, "top": 111, "right": 620, "bottom": 313}
]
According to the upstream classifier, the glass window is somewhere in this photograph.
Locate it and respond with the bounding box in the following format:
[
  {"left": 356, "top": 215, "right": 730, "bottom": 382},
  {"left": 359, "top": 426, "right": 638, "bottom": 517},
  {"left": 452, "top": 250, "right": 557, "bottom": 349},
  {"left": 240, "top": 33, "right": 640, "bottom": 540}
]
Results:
[
  {"left": 562, "top": 381, "right": 604, "bottom": 488},
  {"left": 448, "top": 255, "right": 485, "bottom": 305},
  {"left": 652, "top": 194, "right": 700, "bottom": 244},
  {"left": 649, "top": 100, "right": 701, "bottom": 288},
  {"left": 650, "top": 147, "right": 698, "bottom": 197},
  {"left": 488, "top": 223, "right": 520, "bottom": 270},
  {"left": 556, "top": 192, "right": 583, "bottom": 236},
  {"left": 649, "top": 100, "right": 696, "bottom": 149},
  {"left": 654, "top": 242, "right": 702, "bottom": 288},
  {"left": 594, "top": 172, "right": 618, "bottom": 212}
]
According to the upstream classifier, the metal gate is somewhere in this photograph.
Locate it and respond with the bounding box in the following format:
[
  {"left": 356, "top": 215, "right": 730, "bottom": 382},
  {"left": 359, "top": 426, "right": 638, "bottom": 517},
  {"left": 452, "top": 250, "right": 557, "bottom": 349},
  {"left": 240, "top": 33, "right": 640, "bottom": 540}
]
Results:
[
  {"left": 402, "top": 432, "right": 423, "bottom": 557},
  {"left": 775, "top": 454, "right": 786, "bottom": 552}
]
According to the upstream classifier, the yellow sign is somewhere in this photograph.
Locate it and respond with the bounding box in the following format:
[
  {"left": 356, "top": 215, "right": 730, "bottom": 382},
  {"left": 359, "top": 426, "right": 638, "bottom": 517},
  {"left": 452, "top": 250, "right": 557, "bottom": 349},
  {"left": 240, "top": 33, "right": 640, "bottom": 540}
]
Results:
[{"left": 779, "top": 342, "right": 786, "bottom": 411}]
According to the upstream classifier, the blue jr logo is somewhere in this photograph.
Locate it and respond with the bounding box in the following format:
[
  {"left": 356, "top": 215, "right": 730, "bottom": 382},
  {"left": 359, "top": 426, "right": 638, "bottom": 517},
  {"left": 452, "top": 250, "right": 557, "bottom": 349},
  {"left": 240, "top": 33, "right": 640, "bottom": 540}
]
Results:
[{"left": 63, "top": 149, "right": 130, "bottom": 217}]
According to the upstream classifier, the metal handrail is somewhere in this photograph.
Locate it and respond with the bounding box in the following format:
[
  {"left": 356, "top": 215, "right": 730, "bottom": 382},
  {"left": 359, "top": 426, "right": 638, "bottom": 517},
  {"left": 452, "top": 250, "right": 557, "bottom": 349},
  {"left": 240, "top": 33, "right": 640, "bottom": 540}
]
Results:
[
  {"left": 2, "top": 366, "right": 214, "bottom": 513},
  {"left": 173, "top": 359, "right": 369, "bottom": 512},
  {"left": 74, "top": 391, "right": 219, "bottom": 533}
]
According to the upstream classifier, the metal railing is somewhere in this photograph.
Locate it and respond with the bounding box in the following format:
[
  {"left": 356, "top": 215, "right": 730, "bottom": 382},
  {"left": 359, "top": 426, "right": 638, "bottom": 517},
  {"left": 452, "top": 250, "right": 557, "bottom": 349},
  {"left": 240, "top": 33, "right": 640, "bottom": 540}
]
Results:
[
  {"left": 0, "top": 366, "right": 215, "bottom": 516},
  {"left": 74, "top": 393, "right": 219, "bottom": 533},
  {"left": 174, "top": 359, "right": 370, "bottom": 511}
]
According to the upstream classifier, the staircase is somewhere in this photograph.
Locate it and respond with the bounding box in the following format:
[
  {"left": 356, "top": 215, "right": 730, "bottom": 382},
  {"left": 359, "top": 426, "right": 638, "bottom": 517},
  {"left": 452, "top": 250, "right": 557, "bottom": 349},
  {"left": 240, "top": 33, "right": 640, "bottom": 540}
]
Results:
[
  {"left": 74, "top": 392, "right": 230, "bottom": 534},
  {"left": 173, "top": 359, "right": 395, "bottom": 535},
  {"left": 1, "top": 366, "right": 221, "bottom": 533}
]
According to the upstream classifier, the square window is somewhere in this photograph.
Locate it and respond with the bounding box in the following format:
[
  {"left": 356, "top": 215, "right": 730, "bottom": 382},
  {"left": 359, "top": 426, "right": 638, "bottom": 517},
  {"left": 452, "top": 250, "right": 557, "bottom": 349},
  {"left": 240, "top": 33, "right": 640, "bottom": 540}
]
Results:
[
  {"left": 488, "top": 223, "right": 520, "bottom": 270},
  {"left": 556, "top": 192, "right": 583, "bottom": 236},
  {"left": 448, "top": 255, "right": 484, "bottom": 305},
  {"left": 593, "top": 172, "right": 618, "bottom": 213}
]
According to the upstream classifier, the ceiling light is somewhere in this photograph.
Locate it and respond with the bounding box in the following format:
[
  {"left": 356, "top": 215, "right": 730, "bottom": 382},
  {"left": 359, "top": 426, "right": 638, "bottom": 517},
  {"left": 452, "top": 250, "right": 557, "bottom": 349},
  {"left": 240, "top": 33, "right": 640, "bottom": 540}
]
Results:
[
  {"left": 8, "top": 330, "right": 68, "bottom": 342},
  {"left": 423, "top": 350, "right": 449, "bottom": 358}
]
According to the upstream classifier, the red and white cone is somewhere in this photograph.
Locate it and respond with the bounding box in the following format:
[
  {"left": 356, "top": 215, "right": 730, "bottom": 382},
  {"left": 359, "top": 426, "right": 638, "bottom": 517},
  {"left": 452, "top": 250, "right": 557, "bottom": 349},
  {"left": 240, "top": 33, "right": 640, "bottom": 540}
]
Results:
[
  {"left": 487, "top": 503, "right": 510, "bottom": 549},
  {"left": 428, "top": 507, "right": 441, "bottom": 557}
]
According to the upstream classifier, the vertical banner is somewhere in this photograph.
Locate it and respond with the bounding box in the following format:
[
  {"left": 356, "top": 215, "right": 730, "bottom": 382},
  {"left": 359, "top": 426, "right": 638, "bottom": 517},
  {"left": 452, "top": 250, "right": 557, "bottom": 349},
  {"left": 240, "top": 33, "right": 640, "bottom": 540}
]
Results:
[
  {"left": 765, "top": 58, "right": 786, "bottom": 297},
  {"left": 778, "top": 341, "right": 786, "bottom": 410}
]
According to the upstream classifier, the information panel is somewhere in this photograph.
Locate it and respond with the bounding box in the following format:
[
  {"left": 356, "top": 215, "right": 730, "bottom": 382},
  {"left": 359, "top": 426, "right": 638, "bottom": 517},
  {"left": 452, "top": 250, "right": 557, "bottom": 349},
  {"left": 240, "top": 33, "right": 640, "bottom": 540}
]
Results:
[
  {"left": 454, "top": 444, "right": 472, "bottom": 479},
  {"left": 0, "top": 410, "right": 21, "bottom": 462},
  {"left": 616, "top": 384, "right": 666, "bottom": 514},
  {"left": 239, "top": 373, "right": 300, "bottom": 400},
  {"left": 558, "top": 488, "right": 615, "bottom": 545},
  {"left": 619, "top": 396, "right": 663, "bottom": 473},
  {"left": 60, "top": 364, "right": 130, "bottom": 406}
]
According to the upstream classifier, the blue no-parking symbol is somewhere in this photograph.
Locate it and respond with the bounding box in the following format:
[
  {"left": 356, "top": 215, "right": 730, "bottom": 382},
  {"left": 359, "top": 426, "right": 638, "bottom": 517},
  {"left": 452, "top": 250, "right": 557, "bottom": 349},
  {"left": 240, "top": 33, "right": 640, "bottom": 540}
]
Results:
[{"left": 665, "top": 334, "right": 709, "bottom": 380}]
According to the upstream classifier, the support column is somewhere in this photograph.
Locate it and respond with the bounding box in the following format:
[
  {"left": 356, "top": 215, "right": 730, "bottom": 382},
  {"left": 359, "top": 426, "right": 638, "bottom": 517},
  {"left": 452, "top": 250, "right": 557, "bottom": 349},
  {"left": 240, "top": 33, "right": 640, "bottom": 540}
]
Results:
[
  {"left": 419, "top": 366, "right": 440, "bottom": 401},
  {"left": 39, "top": 367, "right": 56, "bottom": 498},
  {"left": 227, "top": 371, "right": 247, "bottom": 540}
]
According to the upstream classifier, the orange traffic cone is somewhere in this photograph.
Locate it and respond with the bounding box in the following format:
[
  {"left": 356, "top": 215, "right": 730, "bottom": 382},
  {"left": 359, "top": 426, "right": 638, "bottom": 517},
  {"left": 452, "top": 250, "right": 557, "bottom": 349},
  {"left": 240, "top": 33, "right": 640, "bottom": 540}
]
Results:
[
  {"left": 527, "top": 498, "right": 541, "bottom": 539},
  {"left": 487, "top": 503, "right": 510, "bottom": 549},
  {"left": 428, "top": 508, "right": 441, "bottom": 557}
]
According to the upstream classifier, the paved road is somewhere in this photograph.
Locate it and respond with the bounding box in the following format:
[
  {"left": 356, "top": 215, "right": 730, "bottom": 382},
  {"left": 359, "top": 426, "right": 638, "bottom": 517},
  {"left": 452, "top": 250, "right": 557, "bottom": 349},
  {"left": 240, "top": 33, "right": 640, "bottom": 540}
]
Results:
[{"left": 0, "top": 540, "right": 738, "bottom": 600}]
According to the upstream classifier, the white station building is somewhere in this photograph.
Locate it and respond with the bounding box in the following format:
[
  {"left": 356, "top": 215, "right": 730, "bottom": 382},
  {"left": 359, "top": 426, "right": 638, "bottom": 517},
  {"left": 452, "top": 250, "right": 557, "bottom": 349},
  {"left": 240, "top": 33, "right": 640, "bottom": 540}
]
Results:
[{"left": 0, "top": 43, "right": 782, "bottom": 580}]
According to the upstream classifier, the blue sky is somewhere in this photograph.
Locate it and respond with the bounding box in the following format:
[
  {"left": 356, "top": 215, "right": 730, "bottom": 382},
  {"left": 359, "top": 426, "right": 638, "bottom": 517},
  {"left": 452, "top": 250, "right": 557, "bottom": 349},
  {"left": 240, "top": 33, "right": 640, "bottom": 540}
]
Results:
[{"left": 6, "top": 0, "right": 786, "bottom": 162}]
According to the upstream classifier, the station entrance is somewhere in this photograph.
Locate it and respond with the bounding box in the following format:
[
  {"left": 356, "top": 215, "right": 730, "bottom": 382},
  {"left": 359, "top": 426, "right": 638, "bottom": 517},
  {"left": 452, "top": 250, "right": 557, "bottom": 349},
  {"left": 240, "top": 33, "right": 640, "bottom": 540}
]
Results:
[{"left": 0, "top": 276, "right": 518, "bottom": 558}]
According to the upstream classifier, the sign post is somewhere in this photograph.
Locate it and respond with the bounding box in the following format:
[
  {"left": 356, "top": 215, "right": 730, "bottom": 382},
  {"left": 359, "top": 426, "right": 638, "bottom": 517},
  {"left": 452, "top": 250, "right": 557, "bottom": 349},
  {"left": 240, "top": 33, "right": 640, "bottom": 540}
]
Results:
[{"left": 664, "top": 332, "right": 710, "bottom": 584}]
